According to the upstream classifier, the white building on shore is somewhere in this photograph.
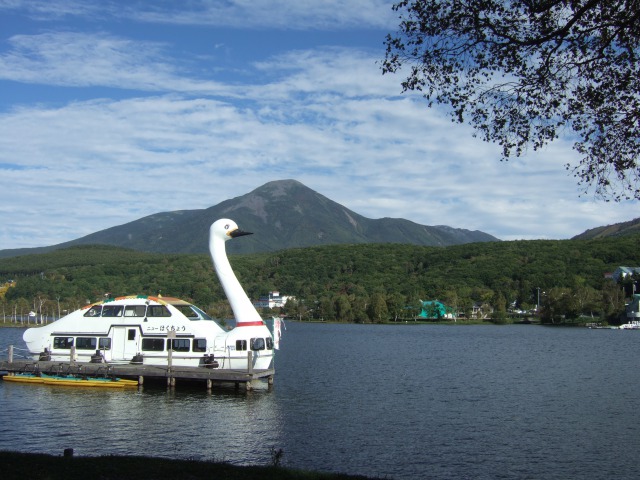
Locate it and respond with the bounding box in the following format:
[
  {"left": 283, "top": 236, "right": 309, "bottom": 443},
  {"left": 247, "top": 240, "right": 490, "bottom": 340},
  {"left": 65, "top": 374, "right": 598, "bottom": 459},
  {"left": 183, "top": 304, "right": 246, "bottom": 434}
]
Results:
[
  {"left": 252, "top": 291, "right": 294, "bottom": 310},
  {"left": 612, "top": 266, "right": 640, "bottom": 282}
]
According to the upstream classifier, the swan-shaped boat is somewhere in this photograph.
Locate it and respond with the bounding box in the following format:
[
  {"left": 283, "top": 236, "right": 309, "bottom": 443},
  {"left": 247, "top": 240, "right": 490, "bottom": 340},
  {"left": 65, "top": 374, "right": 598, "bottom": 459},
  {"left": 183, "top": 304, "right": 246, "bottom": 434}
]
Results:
[{"left": 22, "top": 219, "right": 275, "bottom": 370}]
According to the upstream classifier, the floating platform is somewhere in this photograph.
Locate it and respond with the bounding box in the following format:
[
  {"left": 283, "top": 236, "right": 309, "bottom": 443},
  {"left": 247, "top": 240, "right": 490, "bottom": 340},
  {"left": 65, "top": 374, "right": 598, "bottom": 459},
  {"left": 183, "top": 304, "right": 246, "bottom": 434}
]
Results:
[{"left": 0, "top": 359, "right": 275, "bottom": 391}]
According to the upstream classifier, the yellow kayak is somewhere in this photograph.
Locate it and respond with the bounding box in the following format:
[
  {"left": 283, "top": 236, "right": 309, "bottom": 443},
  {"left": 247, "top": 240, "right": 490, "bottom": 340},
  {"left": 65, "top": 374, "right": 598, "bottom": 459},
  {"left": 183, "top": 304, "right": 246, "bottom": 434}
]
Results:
[
  {"left": 2, "top": 374, "right": 138, "bottom": 388},
  {"left": 2, "top": 374, "right": 45, "bottom": 384}
]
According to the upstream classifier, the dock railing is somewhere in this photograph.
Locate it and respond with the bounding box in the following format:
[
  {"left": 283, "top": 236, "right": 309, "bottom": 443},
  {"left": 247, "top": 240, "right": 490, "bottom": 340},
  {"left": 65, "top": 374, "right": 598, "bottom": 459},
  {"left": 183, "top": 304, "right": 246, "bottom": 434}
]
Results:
[
  {"left": 1, "top": 344, "right": 274, "bottom": 391},
  {"left": 0, "top": 345, "right": 32, "bottom": 363}
]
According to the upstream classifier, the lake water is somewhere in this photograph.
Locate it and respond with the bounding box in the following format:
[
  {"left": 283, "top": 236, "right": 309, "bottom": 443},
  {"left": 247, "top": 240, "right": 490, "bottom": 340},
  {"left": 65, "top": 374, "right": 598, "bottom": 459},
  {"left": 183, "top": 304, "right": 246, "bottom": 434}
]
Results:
[{"left": 1, "top": 323, "right": 639, "bottom": 479}]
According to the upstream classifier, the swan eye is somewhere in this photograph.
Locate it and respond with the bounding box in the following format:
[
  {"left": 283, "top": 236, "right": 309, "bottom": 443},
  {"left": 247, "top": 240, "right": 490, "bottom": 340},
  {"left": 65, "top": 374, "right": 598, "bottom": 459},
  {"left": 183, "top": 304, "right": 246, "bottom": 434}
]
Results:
[{"left": 224, "top": 224, "right": 230, "bottom": 230}]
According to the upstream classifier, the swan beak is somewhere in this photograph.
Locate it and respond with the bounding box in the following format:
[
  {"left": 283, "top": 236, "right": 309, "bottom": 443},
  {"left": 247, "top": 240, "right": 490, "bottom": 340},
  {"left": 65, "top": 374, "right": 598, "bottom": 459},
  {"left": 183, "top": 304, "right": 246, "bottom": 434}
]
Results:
[{"left": 229, "top": 228, "right": 253, "bottom": 238}]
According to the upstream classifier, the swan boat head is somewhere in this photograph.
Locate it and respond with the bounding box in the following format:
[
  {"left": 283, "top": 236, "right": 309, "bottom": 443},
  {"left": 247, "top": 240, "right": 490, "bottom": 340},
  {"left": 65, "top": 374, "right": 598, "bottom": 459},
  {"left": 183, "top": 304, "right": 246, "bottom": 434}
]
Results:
[{"left": 209, "top": 219, "right": 266, "bottom": 327}]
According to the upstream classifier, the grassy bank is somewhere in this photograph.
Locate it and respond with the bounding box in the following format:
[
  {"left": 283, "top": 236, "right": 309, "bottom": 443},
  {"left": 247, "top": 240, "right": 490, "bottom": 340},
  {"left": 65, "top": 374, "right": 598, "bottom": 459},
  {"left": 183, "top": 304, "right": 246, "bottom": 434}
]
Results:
[
  {"left": 0, "top": 451, "right": 380, "bottom": 480},
  {"left": 0, "top": 322, "right": 29, "bottom": 328}
]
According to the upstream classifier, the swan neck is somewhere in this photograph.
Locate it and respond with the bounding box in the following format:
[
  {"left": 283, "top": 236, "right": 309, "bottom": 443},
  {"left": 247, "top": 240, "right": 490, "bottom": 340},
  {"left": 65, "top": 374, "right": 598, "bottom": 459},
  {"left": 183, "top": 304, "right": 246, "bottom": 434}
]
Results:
[{"left": 210, "top": 237, "right": 263, "bottom": 325}]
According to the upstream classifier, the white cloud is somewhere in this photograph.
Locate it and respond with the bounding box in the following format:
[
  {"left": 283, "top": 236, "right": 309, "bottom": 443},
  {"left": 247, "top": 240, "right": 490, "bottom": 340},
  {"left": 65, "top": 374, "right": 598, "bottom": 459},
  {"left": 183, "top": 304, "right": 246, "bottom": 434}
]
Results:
[
  {"left": 0, "top": 32, "right": 235, "bottom": 95},
  {"left": 0, "top": 0, "right": 397, "bottom": 30},
  {"left": 128, "top": 0, "right": 397, "bottom": 30},
  {"left": 0, "top": 17, "right": 636, "bottom": 250},
  {"left": 0, "top": 0, "right": 104, "bottom": 19}
]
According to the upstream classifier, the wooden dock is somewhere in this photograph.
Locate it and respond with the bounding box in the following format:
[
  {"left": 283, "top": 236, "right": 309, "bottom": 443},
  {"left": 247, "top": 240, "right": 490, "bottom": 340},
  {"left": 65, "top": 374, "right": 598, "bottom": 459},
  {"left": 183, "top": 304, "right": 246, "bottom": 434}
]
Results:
[{"left": 0, "top": 347, "right": 274, "bottom": 391}]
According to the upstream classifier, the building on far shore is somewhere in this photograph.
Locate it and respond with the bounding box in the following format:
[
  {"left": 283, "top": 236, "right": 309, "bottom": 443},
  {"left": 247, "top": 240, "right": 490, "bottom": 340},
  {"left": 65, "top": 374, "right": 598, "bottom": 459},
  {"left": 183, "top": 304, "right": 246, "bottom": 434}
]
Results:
[
  {"left": 252, "top": 291, "right": 294, "bottom": 310},
  {"left": 611, "top": 266, "right": 640, "bottom": 282},
  {"left": 625, "top": 295, "right": 640, "bottom": 321}
]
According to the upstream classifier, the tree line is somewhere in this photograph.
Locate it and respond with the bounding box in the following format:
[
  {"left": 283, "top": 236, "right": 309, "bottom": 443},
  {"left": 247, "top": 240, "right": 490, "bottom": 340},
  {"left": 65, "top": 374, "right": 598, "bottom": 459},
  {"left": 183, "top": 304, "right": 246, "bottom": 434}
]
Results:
[{"left": 1, "top": 235, "right": 639, "bottom": 325}]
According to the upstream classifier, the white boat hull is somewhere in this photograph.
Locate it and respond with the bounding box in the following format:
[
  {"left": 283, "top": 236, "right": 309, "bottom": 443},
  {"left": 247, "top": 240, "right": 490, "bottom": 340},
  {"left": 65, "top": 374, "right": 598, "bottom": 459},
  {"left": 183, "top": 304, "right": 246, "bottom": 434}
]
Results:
[{"left": 23, "top": 296, "right": 274, "bottom": 370}]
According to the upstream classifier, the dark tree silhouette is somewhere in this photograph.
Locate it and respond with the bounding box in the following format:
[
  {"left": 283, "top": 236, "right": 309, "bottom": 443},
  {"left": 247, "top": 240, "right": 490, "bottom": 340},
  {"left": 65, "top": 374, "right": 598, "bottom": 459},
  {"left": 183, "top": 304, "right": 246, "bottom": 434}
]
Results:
[{"left": 383, "top": 0, "right": 640, "bottom": 201}]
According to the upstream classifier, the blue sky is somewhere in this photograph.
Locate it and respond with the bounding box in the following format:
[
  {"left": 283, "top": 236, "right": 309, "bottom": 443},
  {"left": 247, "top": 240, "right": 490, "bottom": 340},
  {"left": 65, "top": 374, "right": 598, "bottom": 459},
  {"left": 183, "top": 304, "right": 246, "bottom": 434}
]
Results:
[{"left": 0, "top": 0, "right": 637, "bottom": 250}]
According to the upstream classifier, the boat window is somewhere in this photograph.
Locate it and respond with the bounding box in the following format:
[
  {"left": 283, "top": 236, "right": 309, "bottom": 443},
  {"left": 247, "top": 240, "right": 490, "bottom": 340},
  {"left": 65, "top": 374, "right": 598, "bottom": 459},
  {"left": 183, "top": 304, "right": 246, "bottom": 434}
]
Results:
[
  {"left": 193, "top": 339, "right": 207, "bottom": 352},
  {"left": 124, "top": 305, "right": 146, "bottom": 317},
  {"left": 84, "top": 305, "right": 102, "bottom": 317},
  {"left": 173, "top": 305, "right": 199, "bottom": 319},
  {"left": 102, "top": 305, "right": 124, "bottom": 317},
  {"left": 147, "top": 305, "right": 172, "bottom": 317},
  {"left": 168, "top": 339, "right": 190, "bottom": 352},
  {"left": 141, "top": 338, "right": 165, "bottom": 351},
  {"left": 53, "top": 337, "right": 74, "bottom": 349},
  {"left": 250, "top": 338, "right": 265, "bottom": 351},
  {"left": 99, "top": 338, "right": 111, "bottom": 350},
  {"left": 190, "top": 305, "right": 213, "bottom": 320},
  {"left": 266, "top": 337, "right": 274, "bottom": 350},
  {"left": 236, "top": 340, "right": 247, "bottom": 351},
  {"left": 76, "top": 337, "right": 97, "bottom": 350},
  {"left": 128, "top": 329, "right": 136, "bottom": 341}
]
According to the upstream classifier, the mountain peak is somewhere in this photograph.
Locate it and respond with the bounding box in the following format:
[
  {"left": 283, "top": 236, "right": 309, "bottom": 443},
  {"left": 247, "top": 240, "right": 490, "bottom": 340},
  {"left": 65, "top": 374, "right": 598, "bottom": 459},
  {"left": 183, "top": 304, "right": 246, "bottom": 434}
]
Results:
[
  {"left": 0, "top": 180, "right": 499, "bottom": 258},
  {"left": 223, "top": 179, "right": 317, "bottom": 223},
  {"left": 256, "top": 179, "right": 305, "bottom": 196}
]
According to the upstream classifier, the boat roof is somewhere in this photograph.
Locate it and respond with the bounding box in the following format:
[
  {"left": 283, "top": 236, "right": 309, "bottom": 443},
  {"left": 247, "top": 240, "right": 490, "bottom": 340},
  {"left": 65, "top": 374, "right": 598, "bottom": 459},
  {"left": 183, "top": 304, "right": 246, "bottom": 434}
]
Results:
[{"left": 81, "top": 295, "right": 192, "bottom": 310}]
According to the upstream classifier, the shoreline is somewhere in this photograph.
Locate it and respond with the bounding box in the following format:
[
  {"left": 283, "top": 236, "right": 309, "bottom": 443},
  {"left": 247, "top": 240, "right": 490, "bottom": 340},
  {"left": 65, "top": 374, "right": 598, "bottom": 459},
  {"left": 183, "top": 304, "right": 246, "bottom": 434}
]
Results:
[{"left": 0, "top": 450, "right": 380, "bottom": 480}]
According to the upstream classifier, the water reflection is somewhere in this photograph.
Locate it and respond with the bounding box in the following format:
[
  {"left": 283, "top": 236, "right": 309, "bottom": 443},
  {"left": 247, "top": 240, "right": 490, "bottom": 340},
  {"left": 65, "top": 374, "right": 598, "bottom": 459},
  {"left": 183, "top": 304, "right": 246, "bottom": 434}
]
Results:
[
  {"left": 1, "top": 382, "right": 283, "bottom": 464},
  {"left": 0, "top": 328, "right": 283, "bottom": 466}
]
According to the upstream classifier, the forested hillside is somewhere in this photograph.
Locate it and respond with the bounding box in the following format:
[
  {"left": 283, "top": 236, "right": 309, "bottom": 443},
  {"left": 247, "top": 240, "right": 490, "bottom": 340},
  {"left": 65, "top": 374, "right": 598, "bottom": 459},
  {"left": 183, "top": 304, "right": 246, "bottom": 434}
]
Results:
[
  {"left": 572, "top": 217, "right": 640, "bottom": 240},
  {"left": 1, "top": 235, "right": 639, "bottom": 324}
]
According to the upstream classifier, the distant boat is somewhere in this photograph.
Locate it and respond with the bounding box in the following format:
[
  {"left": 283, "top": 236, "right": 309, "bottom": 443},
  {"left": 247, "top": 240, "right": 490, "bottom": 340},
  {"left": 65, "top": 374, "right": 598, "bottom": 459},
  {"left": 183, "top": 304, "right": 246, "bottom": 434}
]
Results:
[
  {"left": 21, "top": 219, "right": 277, "bottom": 370},
  {"left": 618, "top": 321, "right": 640, "bottom": 330}
]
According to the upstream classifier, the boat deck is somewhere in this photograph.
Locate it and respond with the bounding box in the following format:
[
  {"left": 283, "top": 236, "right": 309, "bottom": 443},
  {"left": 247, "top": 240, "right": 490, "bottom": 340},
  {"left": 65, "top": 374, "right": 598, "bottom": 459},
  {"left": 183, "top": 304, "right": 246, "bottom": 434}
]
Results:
[{"left": 0, "top": 359, "right": 275, "bottom": 391}]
